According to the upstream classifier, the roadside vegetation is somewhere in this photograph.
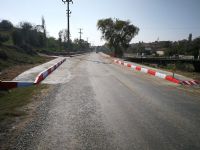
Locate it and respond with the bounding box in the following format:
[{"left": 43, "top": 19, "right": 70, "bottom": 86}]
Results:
[
  {"left": 0, "top": 16, "right": 90, "bottom": 131},
  {"left": 97, "top": 18, "right": 200, "bottom": 78},
  {"left": 97, "top": 18, "right": 139, "bottom": 58},
  {"left": 0, "top": 44, "right": 53, "bottom": 80},
  {"left": 0, "top": 19, "right": 54, "bottom": 80},
  {"left": 143, "top": 62, "right": 200, "bottom": 81},
  {"left": 0, "top": 18, "right": 59, "bottom": 146},
  {"left": 0, "top": 84, "right": 50, "bottom": 149},
  {"left": 0, "top": 85, "right": 47, "bottom": 121},
  {"left": 0, "top": 18, "right": 90, "bottom": 53},
  {"left": 0, "top": 18, "right": 91, "bottom": 80}
]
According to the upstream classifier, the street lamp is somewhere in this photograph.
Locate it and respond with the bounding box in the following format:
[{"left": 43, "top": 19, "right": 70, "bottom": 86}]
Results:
[{"left": 62, "top": 0, "right": 73, "bottom": 45}]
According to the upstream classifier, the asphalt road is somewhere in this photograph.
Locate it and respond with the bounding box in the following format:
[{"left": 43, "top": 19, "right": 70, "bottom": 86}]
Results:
[{"left": 14, "top": 53, "right": 200, "bottom": 150}]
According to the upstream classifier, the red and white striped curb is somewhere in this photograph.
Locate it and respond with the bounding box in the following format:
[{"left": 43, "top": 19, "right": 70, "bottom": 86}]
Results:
[
  {"left": 0, "top": 58, "right": 66, "bottom": 90},
  {"left": 180, "top": 80, "right": 200, "bottom": 86},
  {"left": 114, "top": 59, "right": 200, "bottom": 86},
  {"left": 98, "top": 53, "right": 200, "bottom": 86},
  {"left": 114, "top": 59, "right": 181, "bottom": 84},
  {"left": 34, "top": 58, "right": 66, "bottom": 84}
]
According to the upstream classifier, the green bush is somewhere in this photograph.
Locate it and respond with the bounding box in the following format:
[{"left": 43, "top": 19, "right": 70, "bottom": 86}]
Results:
[
  {"left": 0, "top": 34, "right": 9, "bottom": 43},
  {"left": 0, "top": 50, "right": 8, "bottom": 60},
  {"left": 166, "top": 63, "right": 194, "bottom": 72},
  {"left": 176, "top": 62, "right": 194, "bottom": 72}
]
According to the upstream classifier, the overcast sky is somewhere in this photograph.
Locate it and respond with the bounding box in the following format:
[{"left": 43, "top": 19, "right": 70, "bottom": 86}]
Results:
[{"left": 1, "top": 0, "right": 200, "bottom": 45}]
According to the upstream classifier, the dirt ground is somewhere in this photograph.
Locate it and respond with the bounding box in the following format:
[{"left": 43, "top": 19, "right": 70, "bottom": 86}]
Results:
[
  {"left": 0, "top": 84, "right": 53, "bottom": 149},
  {"left": 0, "top": 57, "right": 54, "bottom": 81},
  {"left": 175, "top": 70, "right": 200, "bottom": 81}
]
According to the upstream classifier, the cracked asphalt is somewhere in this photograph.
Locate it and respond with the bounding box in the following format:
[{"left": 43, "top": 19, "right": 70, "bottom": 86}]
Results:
[{"left": 12, "top": 53, "right": 200, "bottom": 150}]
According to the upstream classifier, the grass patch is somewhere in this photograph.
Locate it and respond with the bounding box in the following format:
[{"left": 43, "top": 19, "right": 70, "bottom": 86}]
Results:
[
  {"left": 143, "top": 63, "right": 200, "bottom": 81},
  {"left": 0, "top": 45, "right": 54, "bottom": 80},
  {"left": 0, "top": 85, "right": 47, "bottom": 121},
  {"left": 0, "top": 45, "right": 54, "bottom": 71}
]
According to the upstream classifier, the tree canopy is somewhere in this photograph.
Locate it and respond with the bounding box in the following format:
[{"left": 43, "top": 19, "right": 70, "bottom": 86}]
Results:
[
  {"left": 0, "top": 20, "right": 13, "bottom": 31},
  {"left": 0, "top": 34, "right": 9, "bottom": 45},
  {"left": 97, "top": 18, "right": 139, "bottom": 57},
  {"left": 0, "top": 18, "right": 91, "bottom": 53},
  {"left": 12, "top": 22, "right": 44, "bottom": 48}
]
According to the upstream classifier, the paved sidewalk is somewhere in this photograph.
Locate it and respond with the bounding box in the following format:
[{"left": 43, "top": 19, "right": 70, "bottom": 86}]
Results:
[{"left": 13, "top": 57, "right": 66, "bottom": 82}]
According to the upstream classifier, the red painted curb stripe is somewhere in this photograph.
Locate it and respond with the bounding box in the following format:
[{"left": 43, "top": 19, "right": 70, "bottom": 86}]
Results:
[
  {"left": 136, "top": 66, "right": 141, "bottom": 71},
  {"left": 114, "top": 59, "right": 181, "bottom": 84},
  {"left": 127, "top": 64, "right": 132, "bottom": 67},
  {"left": 148, "top": 69, "right": 156, "bottom": 76},
  {"left": 181, "top": 80, "right": 200, "bottom": 86},
  {"left": 165, "top": 76, "right": 180, "bottom": 84},
  {"left": 114, "top": 59, "right": 200, "bottom": 86}
]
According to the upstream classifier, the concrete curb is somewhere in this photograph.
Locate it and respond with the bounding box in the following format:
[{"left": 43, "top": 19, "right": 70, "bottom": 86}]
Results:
[
  {"left": 180, "top": 80, "right": 200, "bottom": 86},
  {"left": 34, "top": 58, "right": 66, "bottom": 84},
  {"left": 0, "top": 58, "right": 66, "bottom": 90},
  {"left": 99, "top": 53, "right": 200, "bottom": 86},
  {"left": 114, "top": 59, "right": 200, "bottom": 86},
  {"left": 114, "top": 59, "right": 180, "bottom": 84}
]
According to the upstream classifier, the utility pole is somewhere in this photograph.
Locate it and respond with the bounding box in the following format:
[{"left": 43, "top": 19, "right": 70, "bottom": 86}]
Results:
[
  {"left": 62, "top": 0, "right": 73, "bottom": 44},
  {"left": 79, "top": 28, "right": 83, "bottom": 41}
]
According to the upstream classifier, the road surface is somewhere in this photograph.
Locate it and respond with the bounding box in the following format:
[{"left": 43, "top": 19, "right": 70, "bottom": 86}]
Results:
[{"left": 13, "top": 53, "right": 200, "bottom": 150}]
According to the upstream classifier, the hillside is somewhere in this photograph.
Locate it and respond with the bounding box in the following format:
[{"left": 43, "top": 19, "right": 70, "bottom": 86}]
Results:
[
  {"left": 0, "top": 20, "right": 55, "bottom": 80},
  {"left": 0, "top": 45, "right": 53, "bottom": 80}
]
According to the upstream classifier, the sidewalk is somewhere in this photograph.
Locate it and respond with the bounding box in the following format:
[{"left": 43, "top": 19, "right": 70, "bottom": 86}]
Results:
[{"left": 13, "top": 57, "right": 66, "bottom": 82}]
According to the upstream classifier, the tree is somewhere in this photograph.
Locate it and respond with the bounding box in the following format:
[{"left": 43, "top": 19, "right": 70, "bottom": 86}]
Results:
[
  {"left": 12, "top": 29, "right": 23, "bottom": 46},
  {"left": 20, "top": 22, "right": 33, "bottom": 31},
  {"left": 63, "top": 29, "right": 68, "bottom": 42},
  {"left": 0, "top": 20, "right": 13, "bottom": 31},
  {"left": 41, "top": 16, "right": 47, "bottom": 47},
  {"left": 47, "top": 37, "right": 59, "bottom": 51},
  {"left": 19, "top": 22, "right": 33, "bottom": 45},
  {"left": 12, "top": 22, "right": 44, "bottom": 48},
  {"left": 191, "top": 37, "right": 200, "bottom": 59},
  {"left": 58, "top": 29, "right": 73, "bottom": 50},
  {"left": 58, "top": 30, "right": 63, "bottom": 50},
  {"left": 137, "top": 42, "right": 145, "bottom": 56},
  {"left": 0, "top": 34, "right": 9, "bottom": 45},
  {"left": 97, "top": 18, "right": 139, "bottom": 57}
]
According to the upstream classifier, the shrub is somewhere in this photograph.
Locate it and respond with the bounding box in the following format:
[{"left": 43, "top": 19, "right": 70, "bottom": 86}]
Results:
[
  {"left": 0, "top": 50, "right": 8, "bottom": 60},
  {"left": 0, "top": 34, "right": 9, "bottom": 43}
]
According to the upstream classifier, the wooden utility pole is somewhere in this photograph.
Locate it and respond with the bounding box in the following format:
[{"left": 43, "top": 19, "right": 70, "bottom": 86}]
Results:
[
  {"left": 62, "top": 0, "right": 73, "bottom": 44},
  {"left": 79, "top": 28, "right": 83, "bottom": 41}
]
